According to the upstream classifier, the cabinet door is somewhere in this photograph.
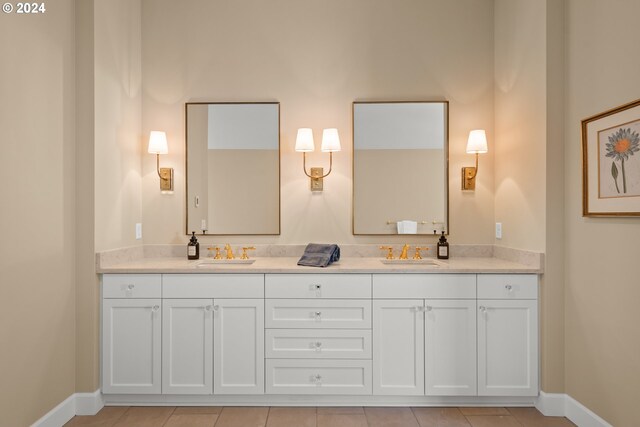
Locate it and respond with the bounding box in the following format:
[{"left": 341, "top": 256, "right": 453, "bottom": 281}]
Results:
[
  {"left": 425, "top": 299, "right": 476, "bottom": 396},
  {"left": 214, "top": 299, "right": 264, "bottom": 394},
  {"left": 102, "top": 299, "right": 161, "bottom": 394},
  {"left": 373, "top": 300, "right": 424, "bottom": 395},
  {"left": 162, "top": 299, "right": 213, "bottom": 394},
  {"left": 478, "top": 299, "right": 538, "bottom": 396}
]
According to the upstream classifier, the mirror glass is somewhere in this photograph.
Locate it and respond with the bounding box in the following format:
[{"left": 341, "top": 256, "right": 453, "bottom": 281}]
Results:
[
  {"left": 186, "top": 102, "right": 280, "bottom": 235},
  {"left": 353, "top": 101, "right": 448, "bottom": 235}
]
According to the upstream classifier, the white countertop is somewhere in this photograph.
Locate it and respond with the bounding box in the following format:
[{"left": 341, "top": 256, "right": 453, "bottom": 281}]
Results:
[{"left": 97, "top": 256, "right": 542, "bottom": 274}]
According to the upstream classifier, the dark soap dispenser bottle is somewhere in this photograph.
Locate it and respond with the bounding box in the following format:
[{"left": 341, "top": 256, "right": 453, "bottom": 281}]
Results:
[
  {"left": 437, "top": 231, "right": 449, "bottom": 260},
  {"left": 188, "top": 231, "right": 200, "bottom": 260}
]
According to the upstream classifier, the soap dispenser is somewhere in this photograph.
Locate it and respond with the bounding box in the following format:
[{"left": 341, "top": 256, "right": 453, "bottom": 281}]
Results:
[
  {"left": 437, "top": 231, "right": 449, "bottom": 260},
  {"left": 188, "top": 231, "right": 200, "bottom": 260}
]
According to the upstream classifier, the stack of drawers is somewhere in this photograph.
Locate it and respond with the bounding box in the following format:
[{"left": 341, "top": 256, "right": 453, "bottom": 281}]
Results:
[{"left": 264, "top": 274, "right": 373, "bottom": 395}]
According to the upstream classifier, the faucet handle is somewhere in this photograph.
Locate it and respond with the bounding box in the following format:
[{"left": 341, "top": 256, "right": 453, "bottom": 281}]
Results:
[
  {"left": 213, "top": 247, "right": 222, "bottom": 259},
  {"left": 413, "top": 247, "right": 429, "bottom": 260},
  {"left": 241, "top": 246, "right": 256, "bottom": 260},
  {"left": 379, "top": 246, "right": 394, "bottom": 260}
]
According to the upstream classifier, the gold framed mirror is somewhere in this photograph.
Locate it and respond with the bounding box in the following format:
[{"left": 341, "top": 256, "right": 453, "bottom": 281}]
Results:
[
  {"left": 352, "top": 101, "right": 449, "bottom": 235},
  {"left": 185, "top": 102, "right": 280, "bottom": 235}
]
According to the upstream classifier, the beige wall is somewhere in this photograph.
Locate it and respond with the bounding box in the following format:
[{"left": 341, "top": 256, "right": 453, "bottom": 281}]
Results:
[
  {"left": 76, "top": 0, "right": 144, "bottom": 393},
  {"left": 494, "top": 0, "right": 566, "bottom": 395},
  {"left": 564, "top": 0, "right": 640, "bottom": 425},
  {"left": 94, "top": 0, "right": 143, "bottom": 253},
  {"left": 141, "top": 0, "right": 496, "bottom": 246},
  {"left": 0, "top": 1, "right": 77, "bottom": 425}
]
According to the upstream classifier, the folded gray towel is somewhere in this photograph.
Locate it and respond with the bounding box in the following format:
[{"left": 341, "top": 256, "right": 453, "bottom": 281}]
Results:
[{"left": 297, "top": 243, "right": 341, "bottom": 267}]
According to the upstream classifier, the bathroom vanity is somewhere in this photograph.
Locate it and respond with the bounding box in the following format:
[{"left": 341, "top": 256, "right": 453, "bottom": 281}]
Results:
[{"left": 99, "top": 254, "right": 540, "bottom": 406}]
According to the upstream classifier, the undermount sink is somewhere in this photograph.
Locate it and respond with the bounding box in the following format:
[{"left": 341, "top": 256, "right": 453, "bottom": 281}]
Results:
[
  {"left": 380, "top": 258, "right": 441, "bottom": 266},
  {"left": 196, "top": 259, "right": 255, "bottom": 266}
]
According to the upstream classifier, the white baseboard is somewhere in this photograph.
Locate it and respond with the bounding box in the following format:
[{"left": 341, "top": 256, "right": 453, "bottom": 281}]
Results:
[
  {"left": 31, "top": 390, "right": 104, "bottom": 427},
  {"left": 75, "top": 390, "right": 105, "bottom": 416},
  {"left": 536, "top": 391, "right": 613, "bottom": 427}
]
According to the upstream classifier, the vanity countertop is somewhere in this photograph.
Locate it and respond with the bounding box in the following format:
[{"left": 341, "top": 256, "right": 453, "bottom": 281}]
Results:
[{"left": 97, "top": 256, "right": 542, "bottom": 274}]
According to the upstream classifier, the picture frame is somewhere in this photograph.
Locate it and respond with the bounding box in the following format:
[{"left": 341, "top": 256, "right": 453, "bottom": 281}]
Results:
[{"left": 582, "top": 98, "right": 640, "bottom": 217}]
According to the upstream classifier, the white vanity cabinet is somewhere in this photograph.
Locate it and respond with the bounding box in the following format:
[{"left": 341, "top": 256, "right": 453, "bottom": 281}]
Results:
[
  {"left": 373, "top": 274, "right": 477, "bottom": 397},
  {"left": 264, "top": 274, "right": 373, "bottom": 395},
  {"left": 102, "top": 274, "right": 162, "bottom": 394},
  {"left": 477, "top": 274, "right": 538, "bottom": 396},
  {"left": 162, "top": 274, "right": 265, "bottom": 395}
]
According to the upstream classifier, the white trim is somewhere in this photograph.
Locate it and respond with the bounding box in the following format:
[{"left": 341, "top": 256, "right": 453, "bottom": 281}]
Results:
[
  {"left": 75, "top": 390, "right": 105, "bottom": 416},
  {"left": 536, "top": 392, "right": 613, "bottom": 427},
  {"left": 565, "top": 395, "right": 613, "bottom": 427},
  {"left": 30, "top": 395, "right": 75, "bottom": 427},
  {"left": 103, "top": 394, "right": 537, "bottom": 407},
  {"left": 535, "top": 391, "right": 566, "bottom": 416},
  {"left": 31, "top": 390, "right": 104, "bottom": 427}
]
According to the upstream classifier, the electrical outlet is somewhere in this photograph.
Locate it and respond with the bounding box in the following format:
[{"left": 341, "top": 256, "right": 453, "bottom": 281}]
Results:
[
  {"left": 495, "top": 222, "right": 502, "bottom": 239},
  {"left": 135, "top": 223, "right": 143, "bottom": 240}
]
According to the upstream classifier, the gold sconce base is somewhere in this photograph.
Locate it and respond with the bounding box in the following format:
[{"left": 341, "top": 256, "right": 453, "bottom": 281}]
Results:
[
  {"left": 159, "top": 167, "right": 174, "bottom": 191},
  {"left": 462, "top": 167, "right": 477, "bottom": 190},
  {"left": 310, "top": 167, "right": 324, "bottom": 191}
]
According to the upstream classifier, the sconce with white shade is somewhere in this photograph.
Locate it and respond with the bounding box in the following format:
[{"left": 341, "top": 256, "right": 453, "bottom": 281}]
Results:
[
  {"left": 461, "top": 129, "right": 488, "bottom": 190},
  {"left": 295, "top": 128, "right": 341, "bottom": 191},
  {"left": 148, "top": 131, "right": 173, "bottom": 191}
]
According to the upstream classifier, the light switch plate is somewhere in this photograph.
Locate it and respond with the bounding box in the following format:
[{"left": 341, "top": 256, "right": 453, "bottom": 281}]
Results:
[
  {"left": 495, "top": 222, "right": 502, "bottom": 239},
  {"left": 135, "top": 223, "right": 142, "bottom": 240}
]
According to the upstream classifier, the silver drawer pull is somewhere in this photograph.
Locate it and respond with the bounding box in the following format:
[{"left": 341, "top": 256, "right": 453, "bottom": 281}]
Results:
[
  {"left": 151, "top": 305, "right": 160, "bottom": 313},
  {"left": 425, "top": 306, "right": 433, "bottom": 311},
  {"left": 205, "top": 305, "right": 214, "bottom": 312},
  {"left": 505, "top": 284, "right": 513, "bottom": 291},
  {"left": 314, "top": 311, "right": 322, "bottom": 317},
  {"left": 312, "top": 374, "right": 322, "bottom": 384},
  {"left": 127, "top": 284, "right": 135, "bottom": 290},
  {"left": 313, "top": 284, "right": 322, "bottom": 290},
  {"left": 213, "top": 305, "right": 219, "bottom": 311},
  {"left": 314, "top": 341, "right": 323, "bottom": 350},
  {"left": 479, "top": 306, "right": 487, "bottom": 313}
]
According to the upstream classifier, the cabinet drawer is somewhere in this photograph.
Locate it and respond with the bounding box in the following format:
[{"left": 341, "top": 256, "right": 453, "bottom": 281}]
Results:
[
  {"left": 266, "top": 299, "right": 371, "bottom": 329},
  {"left": 265, "top": 274, "right": 371, "bottom": 299},
  {"left": 373, "top": 274, "right": 476, "bottom": 299},
  {"left": 265, "top": 329, "right": 372, "bottom": 359},
  {"left": 266, "top": 359, "right": 372, "bottom": 395},
  {"left": 103, "top": 274, "right": 161, "bottom": 298},
  {"left": 477, "top": 274, "right": 537, "bottom": 299},
  {"left": 163, "top": 274, "right": 263, "bottom": 298}
]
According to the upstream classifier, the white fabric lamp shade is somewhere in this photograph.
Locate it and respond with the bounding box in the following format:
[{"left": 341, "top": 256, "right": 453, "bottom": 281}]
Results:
[
  {"left": 321, "top": 128, "right": 341, "bottom": 152},
  {"left": 148, "top": 131, "right": 169, "bottom": 154},
  {"left": 295, "top": 128, "right": 315, "bottom": 152},
  {"left": 466, "top": 129, "right": 488, "bottom": 154}
]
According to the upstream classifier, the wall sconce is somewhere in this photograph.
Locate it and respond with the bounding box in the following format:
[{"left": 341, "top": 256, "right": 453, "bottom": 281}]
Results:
[
  {"left": 148, "top": 131, "right": 173, "bottom": 191},
  {"left": 461, "top": 129, "right": 488, "bottom": 190},
  {"left": 295, "top": 128, "right": 341, "bottom": 191}
]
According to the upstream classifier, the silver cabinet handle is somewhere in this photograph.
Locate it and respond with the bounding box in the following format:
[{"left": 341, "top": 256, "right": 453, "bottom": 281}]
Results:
[
  {"left": 425, "top": 306, "right": 433, "bottom": 311},
  {"left": 313, "top": 284, "right": 322, "bottom": 290},
  {"left": 414, "top": 306, "right": 425, "bottom": 312},
  {"left": 314, "top": 311, "right": 322, "bottom": 317},
  {"left": 127, "top": 284, "right": 135, "bottom": 290},
  {"left": 151, "top": 305, "right": 160, "bottom": 312},
  {"left": 213, "top": 305, "right": 219, "bottom": 311},
  {"left": 312, "top": 374, "right": 322, "bottom": 383},
  {"left": 205, "top": 305, "right": 214, "bottom": 312},
  {"left": 315, "top": 341, "right": 322, "bottom": 348},
  {"left": 479, "top": 306, "right": 486, "bottom": 313},
  {"left": 505, "top": 284, "right": 513, "bottom": 291}
]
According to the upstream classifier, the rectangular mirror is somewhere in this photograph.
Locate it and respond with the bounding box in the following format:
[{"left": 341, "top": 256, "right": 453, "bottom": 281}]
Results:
[
  {"left": 186, "top": 102, "right": 280, "bottom": 235},
  {"left": 353, "top": 101, "right": 448, "bottom": 235}
]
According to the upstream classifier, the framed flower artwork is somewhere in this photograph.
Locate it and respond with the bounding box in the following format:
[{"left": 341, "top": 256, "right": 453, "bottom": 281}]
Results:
[{"left": 582, "top": 98, "right": 640, "bottom": 216}]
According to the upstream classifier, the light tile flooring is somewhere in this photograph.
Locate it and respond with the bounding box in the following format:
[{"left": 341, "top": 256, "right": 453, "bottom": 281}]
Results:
[{"left": 64, "top": 406, "right": 576, "bottom": 427}]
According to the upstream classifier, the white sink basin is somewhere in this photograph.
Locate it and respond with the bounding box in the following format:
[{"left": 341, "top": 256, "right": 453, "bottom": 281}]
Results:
[
  {"left": 196, "top": 259, "right": 255, "bottom": 266},
  {"left": 380, "top": 258, "right": 441, "bottom": 266}
]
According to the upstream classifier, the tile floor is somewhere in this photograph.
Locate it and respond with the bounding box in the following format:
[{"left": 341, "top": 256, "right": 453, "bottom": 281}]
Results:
[{"left": 64, "top": 406, "right": 576, "bottom": 427}]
